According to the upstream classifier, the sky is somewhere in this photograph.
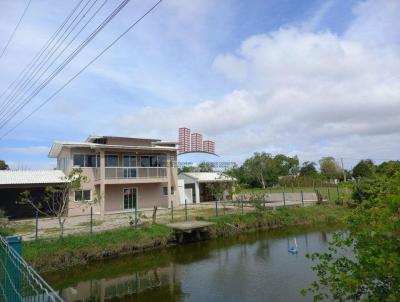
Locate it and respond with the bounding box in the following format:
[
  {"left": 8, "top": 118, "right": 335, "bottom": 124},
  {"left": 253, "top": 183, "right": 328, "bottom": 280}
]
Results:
[{"left": 0, "top": 0, "right": 399, "bottom": 169}]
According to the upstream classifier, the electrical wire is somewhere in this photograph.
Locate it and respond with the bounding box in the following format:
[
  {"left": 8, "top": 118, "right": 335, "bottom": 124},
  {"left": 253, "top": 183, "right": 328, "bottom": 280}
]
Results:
[
  {"left": 0, "top": 0, "right": 129, "bottom": 129},
  {"left": 0, "top": 0, "right": 33, "bottom": 59},
  {"left": 0, "top": 0, "right": 163, "bottom": 139}
]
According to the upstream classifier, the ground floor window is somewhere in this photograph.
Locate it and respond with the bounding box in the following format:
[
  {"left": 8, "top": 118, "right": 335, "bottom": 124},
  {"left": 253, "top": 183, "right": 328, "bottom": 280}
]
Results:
[
  {"left": 123, "top": 188, "right": 137, "bottom": 209},
  {"left": 162, "top": 186, "right": 175, "bottom": 195},
  {"left": 74, "top": 190, "right": 91, "bottom": 202}
]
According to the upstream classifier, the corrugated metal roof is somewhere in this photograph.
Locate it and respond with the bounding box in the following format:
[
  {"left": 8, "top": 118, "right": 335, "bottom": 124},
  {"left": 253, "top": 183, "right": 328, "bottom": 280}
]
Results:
[
  {"left": 179, "top": 172, "right": 235, "bottom": 182},
  {"left": 0, "top": 170, "right": 67, "bottom": 185}
]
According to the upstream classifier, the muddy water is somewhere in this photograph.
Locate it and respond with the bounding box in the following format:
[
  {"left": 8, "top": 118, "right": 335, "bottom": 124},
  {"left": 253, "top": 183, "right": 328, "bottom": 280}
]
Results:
[{"left": 44, "top": 225, "right": 336, "bottom": 302}]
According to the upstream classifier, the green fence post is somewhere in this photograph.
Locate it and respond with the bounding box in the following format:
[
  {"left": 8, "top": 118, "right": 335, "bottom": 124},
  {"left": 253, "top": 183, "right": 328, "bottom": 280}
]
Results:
[
  {"left": 35, "top": 210, "right": 38, "bottom": 241},
  {"left": 185, "top": 199, "right": 188, "bottom": 221},
  {"left": 301, "top": 190, "right": 304, "bottom": 207},
  {"left": 328, "top": 187, "right": 331, "bottom": 202},
  {"left": 291, "top": 183, "right": 294, "bottom": 192},
  {"left": 283, "top": 192, "right": 286, "bottom": 207},
  {"left": 241, "top": 196, "right": 244, "bottom": 215},
  {"left": 90, "top": 206, "right": 93, "bottom": 235},
  {"left": 171, "top": 200, "right": 174, "bottom": 222},
  {"left": 336, "top": 185, "right": 340, "bottom": 204},
  {"left": 135, "top": 206, "right": 138, "bottom": 229},
  {"left": 215, "top": 200, "right": 218, "bottom": 217}
]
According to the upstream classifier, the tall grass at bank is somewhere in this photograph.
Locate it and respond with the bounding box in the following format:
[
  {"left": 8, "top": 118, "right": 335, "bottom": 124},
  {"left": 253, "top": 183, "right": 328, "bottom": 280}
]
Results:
[
  {"left": 24, "top": 224, "right": 172, "bottom": 271},
  {"left": 206, "top": 205, "right": 349, "bottom": 238}
]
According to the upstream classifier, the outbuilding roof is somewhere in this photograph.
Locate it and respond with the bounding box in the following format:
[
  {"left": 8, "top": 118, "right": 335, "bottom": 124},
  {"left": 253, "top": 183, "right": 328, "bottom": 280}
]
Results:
[
  {"left": 179, "top": 172, "right": 235, "bottom": 183},
  {"left": 0, "top": 170, "right": 67, "bottom": 185}
]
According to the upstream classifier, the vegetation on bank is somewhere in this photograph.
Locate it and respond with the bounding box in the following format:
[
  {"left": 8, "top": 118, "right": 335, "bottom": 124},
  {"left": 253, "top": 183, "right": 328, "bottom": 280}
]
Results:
[
  {"left": 24, "top": 204, "right": 349, "bottom": 272},
  {"left": 304, "top": 163, "right": 400, "bottom": 301},
  {"left": 206, "top": 205, "right": 349, "bottom": 238},
  {"left": 23, "top": 224, "right": 172, "bottom": 272}
]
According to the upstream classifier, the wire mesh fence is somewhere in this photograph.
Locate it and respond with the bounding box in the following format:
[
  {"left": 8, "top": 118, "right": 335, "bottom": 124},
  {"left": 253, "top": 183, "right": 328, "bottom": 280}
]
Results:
[
  {"left": 9, "top": 186, "right": 351, "bottom": 241},
  {"left": 0, "top": 236, "right": 63, "bottom": 302}
]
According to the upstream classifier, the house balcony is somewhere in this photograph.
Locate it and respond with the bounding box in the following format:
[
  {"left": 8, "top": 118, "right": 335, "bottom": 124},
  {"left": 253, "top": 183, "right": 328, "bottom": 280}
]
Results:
[{"left": 94, "top": 167, "right": 168, "bottom": 184}]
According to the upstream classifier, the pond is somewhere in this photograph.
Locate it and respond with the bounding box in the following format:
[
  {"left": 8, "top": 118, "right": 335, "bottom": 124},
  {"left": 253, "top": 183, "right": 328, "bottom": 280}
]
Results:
[{"left": 44, "top": 225, "right": 337, "bottom": 302}]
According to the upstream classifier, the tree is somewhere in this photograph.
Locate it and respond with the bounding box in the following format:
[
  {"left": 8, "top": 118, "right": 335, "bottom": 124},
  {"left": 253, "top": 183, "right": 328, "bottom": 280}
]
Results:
[
  {"left": 376, "top": 160, "right": 400, "bottom": 177},
  {"left": 178, "top": 166, "right": 195, "bottom": 173},
  {"left": 299, "top": 161, "right": 318, "bottom": 177},
  {"left": 197, "top": 162, "right": 213, "bottom": 172},
  {"left": 0, "top": 160, "right": 9, "bottom": 170},
  {"left": 205, "top": 181, "right": 232, "bottom": 202},
  {"left": 274, "top": 154, "right": 300, "bottom": 176},
  {"left": 19, "top": 168, "right": 90, "bottom": 238},
  {"left": 242, "top": 152, "right": 277, "bottom": 188},
  {"left": 304, "top": 172, "right": 400, "bottom": 301},
  {"left": 352, "top": 159, "right": 374, "bottom": 178},
  {"left": 319, "top": 157, "right": 342, "bottom": 180}
]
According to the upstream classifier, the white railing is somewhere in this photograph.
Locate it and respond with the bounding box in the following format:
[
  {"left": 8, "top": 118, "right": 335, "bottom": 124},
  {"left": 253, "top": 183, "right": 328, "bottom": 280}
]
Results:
[{"left": 94, "top": 167, "right": 167, "bottom": 180}]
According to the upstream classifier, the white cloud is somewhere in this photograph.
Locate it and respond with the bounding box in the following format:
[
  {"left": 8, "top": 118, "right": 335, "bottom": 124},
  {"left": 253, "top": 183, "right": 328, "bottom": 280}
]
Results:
[{"left": 115, "top": 0, "right": 400, "bottom": 165}]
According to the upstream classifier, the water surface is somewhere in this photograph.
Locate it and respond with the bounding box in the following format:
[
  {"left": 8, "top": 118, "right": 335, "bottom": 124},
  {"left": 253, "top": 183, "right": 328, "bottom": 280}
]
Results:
[{"left": 44, "top": 226, "right": 336, "bottom": 302}]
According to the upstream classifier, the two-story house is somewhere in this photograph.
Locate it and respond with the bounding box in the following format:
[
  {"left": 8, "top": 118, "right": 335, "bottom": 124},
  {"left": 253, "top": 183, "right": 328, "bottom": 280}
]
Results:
[{"left": 48, "top": 135, "right": 179, "bottom": 216}]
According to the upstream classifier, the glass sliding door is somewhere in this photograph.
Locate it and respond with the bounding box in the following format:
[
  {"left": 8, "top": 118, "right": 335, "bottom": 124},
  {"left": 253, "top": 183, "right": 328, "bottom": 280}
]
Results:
[
  {"left": 123, "top": 188, "right": 137, "bottom": 209},
  {"left": 123, "top": 155, "right": 137, "bottom": 178}
]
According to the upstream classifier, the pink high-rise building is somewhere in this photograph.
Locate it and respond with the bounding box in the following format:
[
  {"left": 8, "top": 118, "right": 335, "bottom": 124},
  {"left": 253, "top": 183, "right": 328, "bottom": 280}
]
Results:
[
  {"left": 203, "top": 140, "right": 215, "bottom": 154},
  {"left": 178, "top": 127, "right": 190, "bottom": 153},
  {"left": 191, "top": 133, "right": 202, "bottom": 152}
]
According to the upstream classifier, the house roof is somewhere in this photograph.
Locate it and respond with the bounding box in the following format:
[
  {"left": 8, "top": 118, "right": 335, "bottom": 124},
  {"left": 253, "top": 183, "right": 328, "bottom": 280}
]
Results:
[
  {"left": 179, "top": 172, "right": 235, "bottom": 183},
  {"left": 48, "top": 141, "right": 178, "bottom": 158},
  {"left": 0, "top": 170, "right": 67, "bottom": 185}
]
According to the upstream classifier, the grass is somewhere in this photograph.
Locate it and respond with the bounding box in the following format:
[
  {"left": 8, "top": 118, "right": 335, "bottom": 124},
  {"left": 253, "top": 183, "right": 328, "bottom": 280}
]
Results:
[
  {"left": 11, "top": 223, "right": 35, "bottom": 234},
  {"left": 24, "top": 204, "right": 350, "bottom": 273},
  {"left": 77, "top": 220, "right": 104, "bottom": 227},
  {"left": 236, "top": 186, "right": 352, "bottom": 203},
  {"left": 24, "top": 224, "right": 172, "bottom": 272},
  {"left": 205, "top": 204, "right": 349, "bottom": 238}
]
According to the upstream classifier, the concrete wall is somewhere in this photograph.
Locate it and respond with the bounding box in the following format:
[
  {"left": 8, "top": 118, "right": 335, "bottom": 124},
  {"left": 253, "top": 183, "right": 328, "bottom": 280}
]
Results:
[{"left": 104, "top": 183, "right": 170, "bottom": 212}]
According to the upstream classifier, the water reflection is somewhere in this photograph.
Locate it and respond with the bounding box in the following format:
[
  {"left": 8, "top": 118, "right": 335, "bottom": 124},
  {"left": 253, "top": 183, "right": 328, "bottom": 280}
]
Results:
[{"left": 45, "top": 225, "right": 339, "bottom": 302}]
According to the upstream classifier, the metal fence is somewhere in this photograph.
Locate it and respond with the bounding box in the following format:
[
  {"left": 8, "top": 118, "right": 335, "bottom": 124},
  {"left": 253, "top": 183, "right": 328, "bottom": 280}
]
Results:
[{"left": 0, "top": 236, "right": 63, "bottom": 302}]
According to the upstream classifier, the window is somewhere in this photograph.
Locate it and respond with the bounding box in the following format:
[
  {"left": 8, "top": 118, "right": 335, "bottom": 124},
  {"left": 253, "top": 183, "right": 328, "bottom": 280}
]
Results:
[
  {"left": 105, "top": 155, "right": 118, "bottom": 167},
  {"left": 162, "top": 186, "right": 175, "bottom": 196},
  {"left": 73, "top": 154, "right": 85, "bottom": 167},
  {"left": 157, "top": 155, "right": 167, "bottom": 167},
  {"left": 86, "top": 155, "right": 99, "bottom": 167},
  {"left": 123, "top": 188, "right": 137, "bottom": 209},
  {"left": 150, "top": 156, "right": 158, "bottom": 167},
  {"left": 140, "top": 156, "right": 150, "bottom": 167},
  {"left": 73, "top": 154, "right": 99, "bottom": 167},
  {"left": 140, "top": 155, "right": 167, "bottom": 167},
  {"left": 123, "top": 155, "right": 136, "bottom": 167},
  {"left": 74, "top": 190, "right": 91, "bottom": 202}
]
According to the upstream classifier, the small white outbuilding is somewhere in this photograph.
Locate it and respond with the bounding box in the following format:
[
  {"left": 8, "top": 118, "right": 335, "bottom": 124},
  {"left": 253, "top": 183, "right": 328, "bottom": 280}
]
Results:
[{"left": 178, "top": 172, "right": 235, "bottom": 204}]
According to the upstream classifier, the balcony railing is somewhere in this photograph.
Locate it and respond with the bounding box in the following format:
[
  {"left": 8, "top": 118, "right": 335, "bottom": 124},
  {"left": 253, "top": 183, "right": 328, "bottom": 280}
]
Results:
[{"left": 94, "top": 167, "right": 167, "bottom": 180}]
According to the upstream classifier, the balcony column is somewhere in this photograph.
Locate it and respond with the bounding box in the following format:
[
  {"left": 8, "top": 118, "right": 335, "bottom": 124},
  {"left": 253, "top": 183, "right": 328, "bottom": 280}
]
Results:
[
  {"left": 167, "top": 153, "right": 172, "bottom": 208},
  {"left": 100, "top": 150, "right": 106, "bottom": 216}
]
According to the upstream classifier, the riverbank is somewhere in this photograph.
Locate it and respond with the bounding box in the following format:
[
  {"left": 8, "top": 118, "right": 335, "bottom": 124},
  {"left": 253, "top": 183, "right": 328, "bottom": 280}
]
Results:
[{"left": 24, "top": 204, "right": 349, "bottom": 272}]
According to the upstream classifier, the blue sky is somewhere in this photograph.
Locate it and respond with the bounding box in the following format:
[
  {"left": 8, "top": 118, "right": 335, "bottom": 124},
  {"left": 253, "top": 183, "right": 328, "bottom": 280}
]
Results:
[{"left": 0, "top": 0, "right": 399, "bottom": 169}]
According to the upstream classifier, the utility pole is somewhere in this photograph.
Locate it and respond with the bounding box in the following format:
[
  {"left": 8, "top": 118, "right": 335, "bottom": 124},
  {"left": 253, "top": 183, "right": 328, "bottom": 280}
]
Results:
[{"left": 340, "top": 158, "right": 347, "bottom": 182}]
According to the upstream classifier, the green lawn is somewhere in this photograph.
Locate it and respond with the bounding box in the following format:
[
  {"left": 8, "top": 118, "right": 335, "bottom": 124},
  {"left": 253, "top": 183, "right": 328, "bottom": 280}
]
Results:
[
  {"left": 24, "top": 224, "right": 172, "bottom": 271},
  {"left": 236, "top": 186, "right": 352, "bottom": 203}
]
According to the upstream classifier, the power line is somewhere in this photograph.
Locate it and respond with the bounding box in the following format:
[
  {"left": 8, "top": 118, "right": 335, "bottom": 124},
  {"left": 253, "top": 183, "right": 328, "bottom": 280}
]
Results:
[
  {"left": 0, "top": 0, "right": 163, "bottom": 140},
  {"left": 0, "top": 0, "right": 33, "bottom": 59},
  {"left": 0, "top": 0, "right": 84, "bottom": 105},
  {"left": 0, "top": 0, "right": 96, "bottom": 120},
  {"left": 0, "top": 0, "right": 129, "bottom": 130}
]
